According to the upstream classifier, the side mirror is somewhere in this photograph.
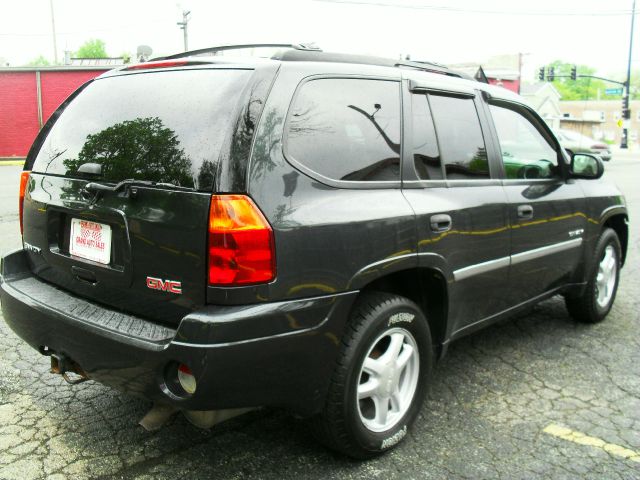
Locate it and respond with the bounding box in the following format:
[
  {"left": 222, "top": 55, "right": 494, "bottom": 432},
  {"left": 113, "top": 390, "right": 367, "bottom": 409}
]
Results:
[{"left": 569, "top": 153, "right": 604, "bottom": 179}]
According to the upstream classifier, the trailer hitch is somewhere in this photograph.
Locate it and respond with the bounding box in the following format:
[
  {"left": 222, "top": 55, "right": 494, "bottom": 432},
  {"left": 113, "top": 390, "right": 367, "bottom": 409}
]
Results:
[{"left": 50, "top": 352, "right": 90, "bottom": 385}]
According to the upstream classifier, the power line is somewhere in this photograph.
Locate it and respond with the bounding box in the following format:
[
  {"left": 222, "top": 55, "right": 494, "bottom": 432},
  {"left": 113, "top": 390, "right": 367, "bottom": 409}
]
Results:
[{"left": 313, "top": 0, "right": 640, "bottom": 16}]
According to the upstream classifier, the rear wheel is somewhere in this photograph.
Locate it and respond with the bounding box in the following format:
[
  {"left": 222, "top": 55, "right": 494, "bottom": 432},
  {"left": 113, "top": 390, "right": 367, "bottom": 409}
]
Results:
[
  {"left": 310, "top": 292, "right": 433, "bottom": 459},
  {"left": 565, "top": 228, "right": 621, "bottom": 323}
]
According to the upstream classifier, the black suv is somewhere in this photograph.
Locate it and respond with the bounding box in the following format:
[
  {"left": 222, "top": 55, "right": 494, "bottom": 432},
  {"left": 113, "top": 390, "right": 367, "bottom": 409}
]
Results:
[{"left": 0, "top": 44, "right": 628, "bottom": 458}]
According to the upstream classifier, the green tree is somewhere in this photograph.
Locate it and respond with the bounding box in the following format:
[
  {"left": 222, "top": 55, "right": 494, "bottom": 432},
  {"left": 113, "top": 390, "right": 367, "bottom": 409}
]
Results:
[
  {"left": 76, "top": 39, "right": 108, "bottom": 58},
  {"left": 546, "top": 60, "right": 607, "bottom": 101},
  {"left": 63, "top": 117, "right": 194, "bottom": 187},
  {"left": 26, "top": 55, "right": 50, "bottom": 66}
]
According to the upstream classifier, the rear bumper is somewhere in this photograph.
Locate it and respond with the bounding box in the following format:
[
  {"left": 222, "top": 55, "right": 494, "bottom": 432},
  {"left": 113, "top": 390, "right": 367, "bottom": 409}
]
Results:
[{"left": 0, "top": 249, "right": 357, "bottom": 416}]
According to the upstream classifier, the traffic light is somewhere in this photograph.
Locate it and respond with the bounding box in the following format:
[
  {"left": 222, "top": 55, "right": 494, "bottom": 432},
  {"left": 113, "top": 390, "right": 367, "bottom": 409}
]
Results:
[
  {"left": 538, "top": 67, "right": 545, "bottom": 81},
  {"left": 548, "top": 67, "right": 555, "bottom": 82},
  {"left": 570, "top": 65, "right": 577, "bottom": 81}
]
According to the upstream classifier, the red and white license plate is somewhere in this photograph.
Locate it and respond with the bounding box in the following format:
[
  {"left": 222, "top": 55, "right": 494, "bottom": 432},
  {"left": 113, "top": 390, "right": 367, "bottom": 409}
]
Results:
[{"left": 69, "top": 218, "right": 112, "bottom": 265}]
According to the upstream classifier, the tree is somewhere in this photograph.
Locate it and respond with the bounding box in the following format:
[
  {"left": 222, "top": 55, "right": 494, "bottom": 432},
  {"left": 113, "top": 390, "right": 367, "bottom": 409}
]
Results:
[
  {"left": 545, "top": 60, "right": 607, "bottom": 101},
  {"left": 26, "top": 55, "right": 50, "bottom": 66},
  {"left": 76, "top": 39, "right": 108, "bottom": 58},
  {"left": 63, "top": 117, "right": 194, "bottom": 188}
]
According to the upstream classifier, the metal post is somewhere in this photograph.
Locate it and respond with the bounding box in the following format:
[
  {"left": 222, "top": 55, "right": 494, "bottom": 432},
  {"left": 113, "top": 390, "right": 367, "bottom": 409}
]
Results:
[
  {"left": 177, "top": 11, "right": 191, "bottom": 52},
  {"left": 621, "top": 0, "right": 636, "bottom": 149},
  {"left": 35, "top": 71, "right": 43, "bottom": 129},
  {"left": 49, "top": 0, "right": 58, "bottom": 64}
]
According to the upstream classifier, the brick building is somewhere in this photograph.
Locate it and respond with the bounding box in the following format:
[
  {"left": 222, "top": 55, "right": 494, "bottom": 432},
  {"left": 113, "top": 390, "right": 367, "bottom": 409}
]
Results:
[{"left": 0, "top": 64, "right": 121, "bottom": 159}]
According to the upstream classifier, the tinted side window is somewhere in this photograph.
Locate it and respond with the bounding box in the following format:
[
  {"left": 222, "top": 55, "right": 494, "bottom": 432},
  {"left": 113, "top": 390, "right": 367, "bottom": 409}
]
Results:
[
  {"left": 411, "top": 94, "right": 442, "bottom": 180},
  {"left": 489, "top": 103, "right": 559, "bottom": 180},
  {"left": 286, "top": 78, "right": 400, "bottom": 182},
  {"left": 428, "top": 95, "right": 489, "bottom": 179}
]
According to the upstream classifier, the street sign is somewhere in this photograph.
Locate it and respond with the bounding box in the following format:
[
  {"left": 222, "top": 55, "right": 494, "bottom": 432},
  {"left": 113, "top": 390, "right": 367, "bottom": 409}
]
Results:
[{"left": 605, "top": 88, "right": 623, "bottom": 95}]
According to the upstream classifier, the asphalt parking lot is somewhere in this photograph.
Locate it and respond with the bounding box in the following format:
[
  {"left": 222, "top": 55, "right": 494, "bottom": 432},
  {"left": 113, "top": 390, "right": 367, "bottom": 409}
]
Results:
[{"left": 0, "top": 153, "right": 638, "bottom": 480}]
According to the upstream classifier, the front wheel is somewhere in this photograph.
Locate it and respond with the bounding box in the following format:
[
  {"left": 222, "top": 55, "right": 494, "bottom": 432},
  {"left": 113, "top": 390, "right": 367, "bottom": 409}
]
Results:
[
  {"left": 309, "top": 292, "right": 433, "bottom": 459},
  {"left": 565, "top": 228, "right": 622, "bottom": 323}
]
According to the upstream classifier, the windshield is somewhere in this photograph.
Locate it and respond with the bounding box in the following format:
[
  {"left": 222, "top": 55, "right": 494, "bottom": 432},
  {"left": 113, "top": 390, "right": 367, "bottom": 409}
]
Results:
[{"left": 31, "top": 68, "right": 252, "bottom": 191}]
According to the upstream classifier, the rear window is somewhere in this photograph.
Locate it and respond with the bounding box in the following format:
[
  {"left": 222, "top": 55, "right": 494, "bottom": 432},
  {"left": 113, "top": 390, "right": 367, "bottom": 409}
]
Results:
[
  {"left": 285, "top": 78, "right": 401, "bottom": 183},
  {"left": 32, "top": 69, "right": 252, "bottom": 190}
]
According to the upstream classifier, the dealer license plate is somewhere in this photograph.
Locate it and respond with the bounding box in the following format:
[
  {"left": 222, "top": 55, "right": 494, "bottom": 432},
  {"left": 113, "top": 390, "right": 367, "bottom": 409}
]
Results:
[{"left": 69, "top": 218, "right": 112, "bottom": 265}]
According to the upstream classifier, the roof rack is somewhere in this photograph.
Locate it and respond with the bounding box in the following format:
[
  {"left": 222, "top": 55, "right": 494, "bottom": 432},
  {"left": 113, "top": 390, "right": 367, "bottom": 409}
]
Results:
[
  {"left": 154, "top": 43, "right": 322, "bottom": 61},
  {"left": 153, "top": 43, "right": 470, "bottom": 80},
  {"left": 272, "top": 49, "right": 466, "bottom": 79}
]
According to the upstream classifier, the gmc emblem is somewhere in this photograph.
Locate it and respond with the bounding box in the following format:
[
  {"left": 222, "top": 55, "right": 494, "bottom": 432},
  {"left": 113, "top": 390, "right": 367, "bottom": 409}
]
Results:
[{"left": 146, "top": 276, "right": 182, "bottom": 294}]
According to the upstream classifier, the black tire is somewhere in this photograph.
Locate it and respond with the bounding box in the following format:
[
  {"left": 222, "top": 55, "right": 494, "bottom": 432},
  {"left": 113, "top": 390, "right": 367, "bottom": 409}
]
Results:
[
  {"left": 565, "top": 228, "right": 622, "bottom": 323},
  {"left": 309, "top": 292, "right": 433, "bottom": 459}
]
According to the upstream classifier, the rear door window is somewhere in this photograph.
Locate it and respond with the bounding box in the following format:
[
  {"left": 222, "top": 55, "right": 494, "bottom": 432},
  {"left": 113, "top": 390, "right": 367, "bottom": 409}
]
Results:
[
  {"left": 411, "top": 94, "right": 442, "bottom": 180},
  {"left": 428, "top": 94, "right": 490, "bottom": 179},
  {"left": 31, "top": 69, "right": 252, "bottom": 190},
  {"left": 285, "top": 78, "right": 401, "bottom": 183}
]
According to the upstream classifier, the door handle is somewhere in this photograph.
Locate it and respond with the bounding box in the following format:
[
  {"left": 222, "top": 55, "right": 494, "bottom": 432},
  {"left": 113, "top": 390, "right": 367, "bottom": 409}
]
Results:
[
  {"left": 430, "top": 214, "right": 452, "bottom": 232},
  {"left": 517, "top": 205, "right": 534, "bottom": 219}
]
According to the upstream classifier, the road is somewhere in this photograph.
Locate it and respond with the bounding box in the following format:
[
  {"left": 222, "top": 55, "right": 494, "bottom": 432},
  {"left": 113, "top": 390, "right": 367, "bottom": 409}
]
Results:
[{"left": 0, "top": 154, "right": 639, "bottom": 479}]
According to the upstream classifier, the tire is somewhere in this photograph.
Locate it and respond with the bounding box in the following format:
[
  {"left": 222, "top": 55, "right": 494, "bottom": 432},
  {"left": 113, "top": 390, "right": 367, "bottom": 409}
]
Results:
[
  {"left": 309, "top": 292, "right": 433, "bottom": 459},
  {"left": 565, "top": 228, "right": 621, "bottom": 323}
]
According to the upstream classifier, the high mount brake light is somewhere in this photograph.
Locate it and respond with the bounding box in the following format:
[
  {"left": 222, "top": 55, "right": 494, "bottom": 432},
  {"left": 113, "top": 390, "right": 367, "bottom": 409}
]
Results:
[
  {"left": 207, "top": 195, "right": 275, "bottom": 286},
  {"left": 125, "top": 60, "right": 192, "bottom": 70},
  {"left": 19, "top": 171, "right": 30, "bottom": 236}
]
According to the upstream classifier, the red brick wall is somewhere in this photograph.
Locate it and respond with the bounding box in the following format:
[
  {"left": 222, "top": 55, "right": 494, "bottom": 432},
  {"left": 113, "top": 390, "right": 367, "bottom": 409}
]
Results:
[
  {"left": 0, "top": 69, "right": 108, "bottom": 158},
  {"left": 0, "top": 72, "right": 39, "bottom": 158},
  {"left": 40, "top": 71, "right": 102, "bottom": 123},
  {"left": 488, "top": 78, "right": 520, "bottom": 94}
]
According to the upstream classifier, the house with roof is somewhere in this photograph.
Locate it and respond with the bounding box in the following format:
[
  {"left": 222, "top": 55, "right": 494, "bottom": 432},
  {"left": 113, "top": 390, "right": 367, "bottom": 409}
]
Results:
[{"left": 519, "top": 83, "right": 562, "bottom": 130}]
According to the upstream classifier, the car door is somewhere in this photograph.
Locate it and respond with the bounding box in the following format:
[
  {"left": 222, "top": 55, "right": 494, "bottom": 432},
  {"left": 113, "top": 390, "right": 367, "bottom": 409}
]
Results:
[
  {"left": 482, "top": 98, "right": 587, "bottom": 305},
  {"left": 401, "top": 83, "right": 511, "bottom": 337}
]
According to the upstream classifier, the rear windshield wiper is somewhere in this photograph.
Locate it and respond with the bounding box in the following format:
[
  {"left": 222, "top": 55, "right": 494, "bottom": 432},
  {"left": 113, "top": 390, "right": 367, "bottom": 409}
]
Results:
[{"left": 85, "top": 179, "right": 195, "bottom": 195}]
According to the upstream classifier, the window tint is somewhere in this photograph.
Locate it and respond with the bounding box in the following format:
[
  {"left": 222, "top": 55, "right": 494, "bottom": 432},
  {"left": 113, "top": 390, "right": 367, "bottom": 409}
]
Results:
[
  {"left": 411, "top": 94, "right": 442, "bottom": 180},
  {"left": 32, "top": 69, "right": 252, "bottom": 190},
  {"left": 490, "top": 104, "right": 559, "bottom": 180},
  {"left": 286, "top": 78, "right": 400, "bottom": 182},
  {"left": 428, "top": 95, "right": 489, "bottom": 179}
]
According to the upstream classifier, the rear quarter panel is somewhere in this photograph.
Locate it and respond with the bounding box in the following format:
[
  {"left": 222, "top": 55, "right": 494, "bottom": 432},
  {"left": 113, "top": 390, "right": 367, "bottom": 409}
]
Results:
[{"left": 237, "top": 64, "right": 418, "bottom": 304}]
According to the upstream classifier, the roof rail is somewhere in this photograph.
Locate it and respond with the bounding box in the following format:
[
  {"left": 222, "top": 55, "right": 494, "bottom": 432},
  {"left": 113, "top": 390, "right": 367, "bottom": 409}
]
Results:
[
  {"left": 154, "top": 43, "right": 322, "bottom": 61},
  {"left": 394, "top": 61, "right": 462, "bottom": 78}
]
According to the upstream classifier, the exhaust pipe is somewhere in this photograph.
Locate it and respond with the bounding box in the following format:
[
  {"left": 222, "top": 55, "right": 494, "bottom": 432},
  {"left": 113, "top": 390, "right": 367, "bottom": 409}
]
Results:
[
  {"left": 183, "top": 408, "right": 256, "bottom": 429},
  {"left": 138, "top": 404, "right": 256, "bottom": 431}
]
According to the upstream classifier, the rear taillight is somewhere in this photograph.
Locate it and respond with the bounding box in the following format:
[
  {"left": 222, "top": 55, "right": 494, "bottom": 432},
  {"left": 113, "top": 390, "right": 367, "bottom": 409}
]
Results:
[
  {"left": 207, "top": 195, "right": 275, "bottom": 286},
  {"left": 19, "top": 171, "right": 30, "bottom": 236},
  {"left": 591, "top": 144, "right": 607, "bottom": 150}
]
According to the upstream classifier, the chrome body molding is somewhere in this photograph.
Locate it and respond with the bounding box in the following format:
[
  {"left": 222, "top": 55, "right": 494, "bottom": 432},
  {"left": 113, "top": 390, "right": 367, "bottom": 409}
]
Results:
[
  {"left": 453, "top": 256, "right": 510, "bottom": 282},
  {"left": 510, "top": 238, "right": 583, "bottom": 266},
  {"left": 453, "top": 238, "right": 583, "bottom": 281}
]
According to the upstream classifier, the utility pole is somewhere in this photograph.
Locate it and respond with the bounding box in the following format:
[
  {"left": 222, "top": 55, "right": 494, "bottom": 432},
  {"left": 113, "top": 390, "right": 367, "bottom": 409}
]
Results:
[
  {"left": 517, "top": 52, "right": 530, "bottom": 94},
  {"left": 177, "top": 10, "right": 191, "bottom": 52},
  {"left": 621, "top": 0, "right": 636, "bottom": 149},
  {"left": 49, "top": 0, "right": 58, "bottom": 64}
]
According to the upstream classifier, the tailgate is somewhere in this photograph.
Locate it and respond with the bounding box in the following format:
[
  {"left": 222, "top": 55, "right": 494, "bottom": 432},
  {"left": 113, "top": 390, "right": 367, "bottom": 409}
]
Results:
[{"left": 21, "top": 67, "right": 253, "bottom": 325}]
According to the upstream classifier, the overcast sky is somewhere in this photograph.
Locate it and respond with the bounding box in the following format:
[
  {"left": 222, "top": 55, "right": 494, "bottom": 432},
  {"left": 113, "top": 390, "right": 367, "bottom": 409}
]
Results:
[{"left": 1, "top": 0, "right": 637, "bottom": 81}]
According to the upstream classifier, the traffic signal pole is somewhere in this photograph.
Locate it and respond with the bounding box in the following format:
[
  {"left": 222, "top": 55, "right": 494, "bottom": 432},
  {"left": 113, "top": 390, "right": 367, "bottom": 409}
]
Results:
[{"left": 621, "top": 0, "right": 636, "bottom": 149}]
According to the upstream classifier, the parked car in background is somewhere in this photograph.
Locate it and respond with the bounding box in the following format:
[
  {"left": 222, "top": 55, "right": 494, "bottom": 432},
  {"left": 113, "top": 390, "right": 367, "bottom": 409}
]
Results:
[{"left": 555, "top": 129, "right": 612, "bottom": 161}]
